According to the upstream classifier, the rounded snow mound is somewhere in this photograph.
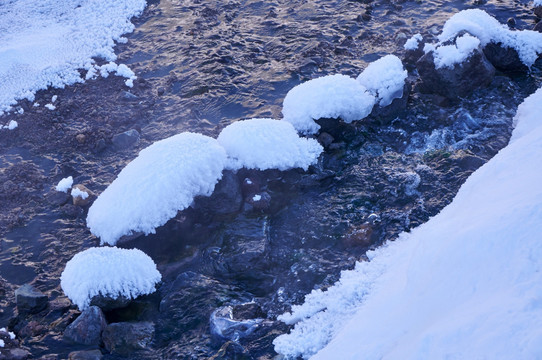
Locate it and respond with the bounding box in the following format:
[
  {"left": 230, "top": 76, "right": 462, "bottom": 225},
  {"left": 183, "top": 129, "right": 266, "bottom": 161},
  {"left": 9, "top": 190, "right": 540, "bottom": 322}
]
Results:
[
  {"left": 282, "top": 74, "right": 376, "bottom": 135},
  {"left": 217, "top": 118, "right": 323, "bottom": 171},
  {"left": 60, "top": 247, "right": 161, "bottom": 310},
  {"left": 357, "top": 55, "right": 407, "bottom": 106},
  {"left": 87, "top": 132, "right": 227, "bottom": 245}
]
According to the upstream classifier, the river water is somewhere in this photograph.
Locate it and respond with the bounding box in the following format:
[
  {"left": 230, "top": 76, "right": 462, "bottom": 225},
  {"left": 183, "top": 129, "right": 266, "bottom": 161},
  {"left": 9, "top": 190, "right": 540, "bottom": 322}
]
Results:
[{"left": 0, "top": 0, "right": 541, "bottom": 358}]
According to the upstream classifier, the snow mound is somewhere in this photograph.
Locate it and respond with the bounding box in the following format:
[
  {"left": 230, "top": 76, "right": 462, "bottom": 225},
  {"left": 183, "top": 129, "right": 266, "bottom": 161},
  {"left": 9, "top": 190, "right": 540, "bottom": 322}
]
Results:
[
  {"left": 55, "top": 176, "right": 73, "bottom": 193},
  {"left": 0, "top": 0, "right": 145, "bottom": 114},
  {"left": 275, "top": 87, "right": 542, "bottom": 359},
  {"left": 282, "top": 74, "right": 375, "bottom": 135},
  {"left": 438, "top": 9, "right": 542, "bottom": 67},
  {"left": 432, "top": 33, "right": 481, "bottom": 69},
  {"left": 217, "top": 118, "right": 323, "bottom": 171},
  {"left": 87, "top": 133, "right": 227, "bottom": 245},
  {"left": 404, "top": 34, "right": 423, "bottom": 50},
  {"left": 60, "top": 247, "right": 161, "bottom": 310},
  {"left": 357, "top": 55, "right": 407, "bottom": 106}
]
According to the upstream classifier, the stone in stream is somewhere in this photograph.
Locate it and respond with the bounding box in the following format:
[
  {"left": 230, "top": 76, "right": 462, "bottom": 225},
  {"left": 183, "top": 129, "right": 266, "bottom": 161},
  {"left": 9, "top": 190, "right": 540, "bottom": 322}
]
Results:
[
  {"left": 111, "top": 129, "right": 140, "bottom": 149},
  {"left": 71, "top": 184, "right": 94, "bottom": 207},
  {"left": 67, "top": 350, "right": 103, "bottom": 360},
  {"left": 535, "top": 5, "right": 542, "bottom": 18},
  {"left": 368, "top": 83, "right": 410, "bottom": 124},
  {"left": 102, "top": 322, "right": 154, "bottom": 355},
  {"left": 15, "top": 284, "right": 48, "bottom": 314},
  {"left": 63, "top": 306, "right": 107, "bottom": 346},
  {"left": 193, "top": 170, "right": 243, "bottom": 215},
  {"left": 482, "top": 42, "right": 527, "bottom": 72}
]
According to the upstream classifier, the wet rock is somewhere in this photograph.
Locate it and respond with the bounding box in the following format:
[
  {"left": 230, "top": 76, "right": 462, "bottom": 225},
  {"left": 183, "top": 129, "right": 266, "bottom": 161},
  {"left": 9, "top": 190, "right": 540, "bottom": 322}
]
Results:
[
  {"left": 102, "top": 322, "right": 154, "bottom": 355},
  {"left": 210, "top": 341, "right": 252, "bottom": 360},
  {"left": 63, "top": 306, "right": 107, "bottom": 346},
  {"left": 317, "top": 132, "right": 335, "bottom": 148},
  {"left": 18, "top": 320, "right": 46, "bottom": 338},
  {"left": 15, "top": 284, "right": 48, "bottom": 314},
  {"left": 1, "top": 348, "right": 31, "bottom": 360},
  {"left": 506, "top": 17, "right": 516, "bottom": 28},
  {"left": 67, "top": 350, "right": 102, "bottom": 360},
  {"left": 156, "top": 87, "right": 165, "bottom": 96},
  {"left": 232, "top": 303, "right": 266, "bottom": 320},
  {"left": 342, "top": 223, "right": 375, "bottom": 248},
  {"left": 89, "top": 294, "right": 132, "bottom": 312},
  {"left": 210, "top": 306, "right": 263, "bottom": 342},
  {"left": 122, "top": 91, "right": 138, "bottom": 100},
  {"left": 535, "top": 5, "right": 542, "bottom": 18},
  {"left": 46, "top": 190, "right": 70, "bottom": 206},
  {"left": 241, "top": 177, "right": 261, "bottom": 198},
  {"left": 416, "top": 45, "right": 495, "bottom": 99},
  {"left": 404, "top": 40, "right": 425, "bottom": 66},
  {"left": 246, "top": 192, "right": 271, "bottom": 212},
  {"left": 71, "top": 184, "right": 94, "bottom": 207},
  {"left": 111, "top": 129, "right": 140, "bottom": 149},
  {"left": 369, "top": 83, "right": 410, "bottom": 124},
  {"left": 60, "top": 204, "right": 83, "bottom": 219},
  {"left": 483, "top": 42, "right": 527, "bottom": 72},
  {"left": 194, "top": 170, "right": 242, "bottom": 215}
]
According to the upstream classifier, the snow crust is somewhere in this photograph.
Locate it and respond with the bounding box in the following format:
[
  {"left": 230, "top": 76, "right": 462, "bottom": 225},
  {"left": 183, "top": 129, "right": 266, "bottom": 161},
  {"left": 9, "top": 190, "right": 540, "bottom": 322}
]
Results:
[
  {"left": 432, "top": 34, "right": 480, "bottom": 69},
  {"left": 0, "top": 0, "right": 145, "bottom": 114},
  {"left": 357, "top": 55, "right": 407, "bottom": 106},
  {"left": 275, "top": 87, "right": 542, "bottom": 359},
  {"left": 55, "top": 176, "right": 73, "bottom": 193},
  {"left": 60, "top": 246, "right": 161, "bottom": 310},
  {"left": 87, "top": 133, "right": 227, "bottom": 245},
  {"left": 217, "top": 118, "right": 323, "bottom": 171},
  {"left": 404, "top": 34, "right": 422, "bottom": 50},
  {"left": 282, "top": 75, "right": 375, "bottom": 135},
  {"left": 438, "top": 9, "right": 542, "bottom": 67}
]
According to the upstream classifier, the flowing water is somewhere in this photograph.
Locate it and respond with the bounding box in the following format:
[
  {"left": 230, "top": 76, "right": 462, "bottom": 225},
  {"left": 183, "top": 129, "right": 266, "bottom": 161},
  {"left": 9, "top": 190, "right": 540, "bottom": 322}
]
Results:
[{"left": 0, "top": 0, "right": 541, "bottom": 358}]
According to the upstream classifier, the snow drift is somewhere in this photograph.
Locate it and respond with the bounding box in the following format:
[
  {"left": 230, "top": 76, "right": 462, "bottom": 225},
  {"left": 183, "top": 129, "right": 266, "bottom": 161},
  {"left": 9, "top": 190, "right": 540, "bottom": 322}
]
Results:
[
  {"left": 217, "top": 118, "right": 323, "bottom": 171},
  {"left": 87, "top": 132, "right": 227, "bottom": 245},
  {"left": 274, "top": 87, "right": 542, "bottom": 359}
]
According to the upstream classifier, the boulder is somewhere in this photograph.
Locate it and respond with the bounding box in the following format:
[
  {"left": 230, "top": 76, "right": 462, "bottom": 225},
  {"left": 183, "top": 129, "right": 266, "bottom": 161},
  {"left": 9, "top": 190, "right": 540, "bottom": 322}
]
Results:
[
  {"left": 71, "top": 184, "right": 94, "bottom": 207},
  {"left": 15, "top": 284, "right": 48, "bottom": 314},
  {"left": 102, "top": 322, "right": 154, "bottom": 355},
  {"left": 416, "top": 46, "right": 495, "bottom": 99},
  {"left": 534, "top": 21, "right": 542, "bottom": 33},
  {"left": 63, "top": 306, "right": 107, "bottom": 346},
  {"left": 369, "top": 83, "right": 410, "bottom": 124},
  {"left": 482, "top": 42, "right": 527, "bottom": 72}
]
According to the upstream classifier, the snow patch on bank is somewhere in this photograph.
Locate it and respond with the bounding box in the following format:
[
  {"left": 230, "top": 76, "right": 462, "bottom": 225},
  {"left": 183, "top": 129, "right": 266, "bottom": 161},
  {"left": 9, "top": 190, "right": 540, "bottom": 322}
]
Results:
[
  {"left": 0, "top": 0, "right": 145, "bottom": 115},
  {"left": 274, "top": 86, "right": 542, "bottom": 359},
  {"left": 87, "top": 133, "right": 227, "bottom": 245}
]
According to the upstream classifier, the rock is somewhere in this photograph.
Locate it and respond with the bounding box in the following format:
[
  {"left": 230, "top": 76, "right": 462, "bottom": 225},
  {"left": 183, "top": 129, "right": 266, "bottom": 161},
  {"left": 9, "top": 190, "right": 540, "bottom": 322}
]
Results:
[
  {"left": 483, "top": 42, "right": 527, "bottom": 72},
  {"left": 71, "top": 184, "right": 94, "bottom": 207},
  {"left": 210, "top": 306, "right": 263, "bottom": 342},
  {"left": 232, "top": 303, "right": 266, "bottom": 320},
  {"left": 193, "top": 170, "right": 242, "bottom": 215},
  {"left": 89, "top": 294, "right": 132, "bottom": 312},
  {"left": 102, "top": 322, "right": 154, "bottom": 355},
  {"left": 3, "top": 348, "right": 31, "bottom": 360},
  {"left": 416, "top": 45, "right": 495, "bottom": 99},
  {"left": 404, "top": 40, "right": 424, "bottom": 66},
  {"left": 63, "top": 306, "right": 107, "bottom": 346},
  {"left": 317, "top": 132, "right": 335, "bottom": 148},
  {"left": 15, "top": 284, "right": 48, "bottom": 314},
  {"left": 157, "top": 87, "right": 165, "bottom": 96},
  {"left": 535, "top": 5, "right": 542, "bottom": 18},
  {"left": 246, "top": 191, "right": 271, "bottom": 212},
  {"left": 122, "top": 91, "right": 138, "bottom": 100},
  {"left": 18, "top": 320, "right": 46, "bottom": 338},
  {"left": 75, "top": 134, "right": 86, "bottom": 144},
  {"left": 506, "top": 17, "right": 516, "bottom": 28},
  {"left": 241, "top": 176, "right": 261, "bottom": 198},
  {"left": 209, "top": 341, "right": 252, "bottom": 360},
  {"left": 111, "top": 129, "right": 140, "bottom": 149},
  {"left": 67, "top": 350, "right": 103, "bottom": 360},
  {"left": 534, "top": 21, "right": 542, "bottom": 33},
  {"left": 369, "top": 83, "right": 410, "bottom": 124},
  {"left": 46, "top": 190, "right": 70, "bottom": 206}
]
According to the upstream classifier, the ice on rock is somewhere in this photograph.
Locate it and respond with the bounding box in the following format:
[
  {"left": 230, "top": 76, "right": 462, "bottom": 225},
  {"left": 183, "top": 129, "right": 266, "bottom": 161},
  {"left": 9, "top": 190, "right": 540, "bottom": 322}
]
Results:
[
  {"left": 357, "top": 55, "right": 407, "bottom": 106},
  {"left": 0, "top": 0, "right": 146, "bottom": 114},
  {"left": 217, "top": 118, "right": 323, "bottom": 171},
  {"left": 282, "top": 74, "right": 375, "bottom": 135},
  {"left": 438, "top": 9, "right": 542, "bottom": 67},
  {"left": 55, "top": 176, "right": 73, "bottom": 193},
  {"left": 60, "top": 247, "right": 161, "bottom": 310},
  {"left": 87, "top": 132, "right": 227, "bottom": 245}
]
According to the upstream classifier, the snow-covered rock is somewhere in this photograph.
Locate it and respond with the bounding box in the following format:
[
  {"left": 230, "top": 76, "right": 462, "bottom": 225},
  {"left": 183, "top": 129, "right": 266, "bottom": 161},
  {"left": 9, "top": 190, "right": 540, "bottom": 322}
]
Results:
[
  {"left": 0, "top": 0, "right": 145, "bottom": 114},
  {"left": 55, "top": 176, "right": 73, "bottom": 193},
  {"left": 61, "top": 247, "right": 161, "bottom": 310},
  {"left": 430, "top": 34, "right": 481, "bottom": 69},
  {"left": 274, "top": 86, "right": 542, "bottom": 359},
  {"left": 282, "top": 75, "right": 375, "bottom": 135},
  {"left": 357, "top": 55, "right": 407, "bottom": 107},
  {"left": 87, "top": 132, "right": 227, "bottom": 245},
  {"left": 404, "top": 34, "right": 423, "bottom": 51},
  {"left": 217, "top": 118, "right": 323, "bottom": 171}
]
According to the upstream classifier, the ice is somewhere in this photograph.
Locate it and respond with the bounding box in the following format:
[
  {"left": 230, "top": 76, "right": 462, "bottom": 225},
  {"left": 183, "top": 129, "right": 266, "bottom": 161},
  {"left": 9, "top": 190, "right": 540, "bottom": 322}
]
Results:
[
  {"left": 404, "top": 34, "right": 423, "bottom": 50},
  {"left": 217, "top": 118, "right": 323, "bottom": 171},
  {"left": 210, "top": 306, "right": 264, "bottom": 342},
  {"left": 282, "top": 74, "right": 375, "bottom": 135},
  {"left": 60, "top": 246, "right": 161, "bottom": 310},
  {"left": 357, "top": 55, "right": 407, "bottom": 106},
  {"left": 275, "top": 86, "right": 542, "bottom": 359},
  {"left": 432, "top": 34, "right": 480, "bottom": 69},
  {"left": 86, "top": 132, "right": 227, "bottom": 245},
  {"left": 0, "top": 0, "right": 146, "bottom": 114},
  {"left": 55, "top": 176, "right": 73, "bottom": 193}
]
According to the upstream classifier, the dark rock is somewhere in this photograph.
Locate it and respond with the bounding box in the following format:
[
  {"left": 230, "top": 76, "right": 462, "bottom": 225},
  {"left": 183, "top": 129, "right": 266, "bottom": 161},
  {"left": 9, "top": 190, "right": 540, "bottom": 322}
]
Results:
[
  {"left": 63, "top": 306, "right": 107, "bottom": 346},
  {"left": 18, "top": 320, "right": 46, "bottom": 338},
  {"left": 241, "top": 177, "right": 261, "bottom": 198},
  {"left": 15, "top": 284, "right": 48, "bottom": 314},
  {"left": 102, "top": 322, "right": 154, "bottom": 355},
  {"left": 369, "top": 83, "right": 410, "bottom": 124},
  {"left": 193, "top": 170, "right": 242, "bottom": 215},
  {"left": 60, "top": 204, "right": 83, "bottom": 219},
  {"left": 232, "top": 303, "right": 266, "bottom": 320},
  {"left": 506, "top": 17, "right": 516, "bottom": 28},
  {"left": 122, "top": 91, "right": 138, "bottom": 100},
  {"left": 317, "top": 132, "right": 335, "bottom": 148},
  {"left": 535, "top": 5, "right": 542, "bottom": 18},
  {"left": 46, "top": 190, "right": 70, "bottom": 206},
  {"left": 483, "top": 42, "right": 527, "bottom": 72},
  {"left": 67, "top": 350, "right": 102, "bottom": 360},
  {"left": 157, "top": 87, "right": 165, "bottom": 96},
  {"left": 209, "top": 341, "right": 252, "bottom": 360},
  {"left": 94, "top": 138, "right": 106, "bottom": 153},
  {"left": 111, "top": 129, "right": 140, "bottom": 149},
  {"left": 404, "top": 39, "right": 424, "bottom": 66},
  {"left": 71, "top": 184, "right": 94, "bottom": 207},
  {"left": 535, "top": 21, "right": 542, "bottom": 33},
  {"left": 75, "top": 134, "right": 86, "bottom": 144},
  {"left": 246, "top": 192, "right": 271, "bottom": 212},
  {"left": 3, "top": 348, "right": 31, "bottom": 360},
  {"left": 416, "top": 45, "right": 495, "bottom": 99},
  {"left": 89, "top": 294, "right": 132, "bottom": 312}
]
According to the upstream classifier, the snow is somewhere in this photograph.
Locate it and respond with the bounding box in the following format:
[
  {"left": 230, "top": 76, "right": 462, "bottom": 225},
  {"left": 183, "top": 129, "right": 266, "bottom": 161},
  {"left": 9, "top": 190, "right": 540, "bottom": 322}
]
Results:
[
  {"left": 0, "top": 339, "right": 3, "bottom": 348},
  {"left": 87, "top": 132, "right": 227, "bottom": 245},
  {"left": 55, "top": 176, "right": 73, "bottom": 193},
  {"left": 404, "top": 33, "right": 422, "bottom": 50},
  {"left": 0, "top": 0, "right": 145, "bottom": 114},
  {"left": 275, "top": 86, "right": 542, "bottom": 359},
  {"left": 45, "top": 103, "right": 56, "bottom": 110},
  {"left": 432, "top": 34, "right": 480, "bottom": 69},
  {"left": 282, "top": 74, "right": 375, "bottom": 135},
  {"left": 357, "top": 55, "right": 407, "bottom": 106},
  {"left": 253, "top": 194, "right": 262, "bottom": 201},
  {"left": 3, "top": 120, "right": 18, "bottom": 130},
  {"left": 535, "top": 0, "right": 542, "bottom": 6},
  {"left": 217, "top": 118, "right": 323, "bottom": 171},
  {"left": 0, "top": 328, "right": 15, "bottom": 340},
  {"left": 438, "top": 9, "right": 542, "bottom": 67},
  {"left": 51, "top": 95, "right": 57, "bottom": 103},
  {"left": 60, "top": 246, "right": 161, "bottom": 310},
  {"left": 71, "top": 187, "right": 89, "bottom": 200}
]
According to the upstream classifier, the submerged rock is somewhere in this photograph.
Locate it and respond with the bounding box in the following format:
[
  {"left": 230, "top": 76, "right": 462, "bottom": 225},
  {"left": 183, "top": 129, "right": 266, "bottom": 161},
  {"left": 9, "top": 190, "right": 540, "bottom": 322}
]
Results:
[
  {"left": 67, "top": 350, "right": 103, "bottom": 360},
  {"left": 102, "top": 322, "right": 154, "bottom": 355},
  {"left": 15, "top": 284, "right": 48, "bottom": 314},
  {"left": 63, "top": 306, "right": 107, "bottom": 346}
]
